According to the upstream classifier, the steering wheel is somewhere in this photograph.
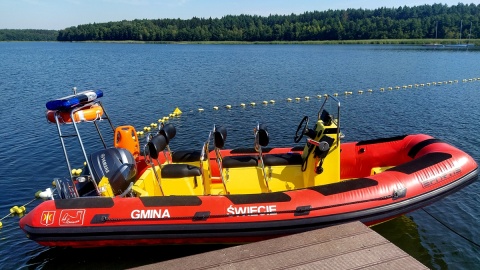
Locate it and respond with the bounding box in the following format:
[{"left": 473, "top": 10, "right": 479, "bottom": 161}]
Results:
[{"left": 294, "top": 116, "right": 309, "bottom": 143}]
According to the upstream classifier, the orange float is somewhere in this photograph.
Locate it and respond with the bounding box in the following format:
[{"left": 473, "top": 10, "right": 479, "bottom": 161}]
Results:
[{"left": 46, "top": 105, "right": 103, "bottom": 124}]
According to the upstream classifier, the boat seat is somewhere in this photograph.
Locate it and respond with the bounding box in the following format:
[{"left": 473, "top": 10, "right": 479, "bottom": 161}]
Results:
[
  {"left": 161, "top": 164, "right": 201, "bottom": 178},
  {"left": 255, "top": 124, "right": 305, "bottom": 191},
  {"left": 222, "top": 155, "right": 258, "bottom": 168},
  {"left": 263, "top": 153, "right": 303, "bottom": 166},
  {"left": 143, "top": 133, "right": 204, "bottom": 196},
  {"left": 213, "top": 125, "right": 266, "bottom": 194},
  {"left": 172, "top": 150, "right": 202, "bottom": 163}
]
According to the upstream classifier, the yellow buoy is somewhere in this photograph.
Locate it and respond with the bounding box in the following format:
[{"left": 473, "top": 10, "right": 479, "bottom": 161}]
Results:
[
  {"left": 368, "top": 89, "right": 373, "bottom": 92},
  {"left": 198, "top": 108, "right": 204, "bottom": 112},
  {"left": 426, "top": 83, "right": 431, "bottom": 86},
  {"left": 250, "top": 102, "right": 256, "bottom": 106},
  {"left": 269, "top": 100, "right": 275, "bottom": 104},
  {"left": 225, "top": 105, "right": 232, "bottom": 109},
  {"left": 454, "top": 80, "right": 459, "bottom": 83},
  {"left": 10, "top": 206, "right": 18, "bottom": 214},
  {"left": 262, "top": 101, "right": 268, "bottom": 105},
  {"left": 395, "top": 86, "right": 400, "bottom": 89},
  {"left": 304, "top": 96, "right": 310, "bottom": 100},
  {"left": 213, "top": 106, "right": 219, "bottom": 110},
  {"left": 295, "top": 97, "right": 301, "bottom": 101},
  {"left": 173, "top": 107, "right": 182, "bottom": 115},
  {"left": 240, "top": 103, "right": 246, "bottom": 107},
  {"left": 388, "top": 87, "right": 393, "bottom": 90},
  {"left": 415, "top": 84, "right": 419, "bottom": 87},
  {"left": 380, "top": 88, "right": 385, "bottom": 91},
  {"left": 157, "top": 119, "right": 164, "bottom": 123},
  {"left": 169, "top": 113, "right": 175, "bottom": 117},
  {"left": 420, "top": 84, "right": 425, "bottom": 87},
  {"left": 333, "top": 93, "right": 338, "bottom": 96},
  {"left": 286, "top": 98, "right": 292, "bottom": 102},
  {"left": 143, "top": 126, "right": 149, "bottom": 131}
]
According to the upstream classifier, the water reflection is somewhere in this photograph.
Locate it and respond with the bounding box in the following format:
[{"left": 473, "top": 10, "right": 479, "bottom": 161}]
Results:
[
  {"left": 371, "top": 214, "right": 447, "bottom": 269},
  {"left": 26, "top": 244, "right": 233, "bottom": 270}
]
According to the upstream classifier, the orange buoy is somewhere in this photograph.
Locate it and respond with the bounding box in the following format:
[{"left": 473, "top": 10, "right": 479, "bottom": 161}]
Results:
[{"left": 46, "top": 105, "right": 103, "bottom": 124}]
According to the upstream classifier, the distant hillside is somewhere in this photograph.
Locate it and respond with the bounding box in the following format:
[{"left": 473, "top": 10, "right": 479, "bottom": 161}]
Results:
[
  {"left": 0, "top": 29, "right": 58, "bottom": 41},
  {"left": 57, "top": 3, "right": 479, "bottom": 42}
]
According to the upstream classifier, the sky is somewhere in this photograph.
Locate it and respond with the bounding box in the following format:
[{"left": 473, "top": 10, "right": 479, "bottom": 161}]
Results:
[{"left": 1, "top": 0, "right": 479, "bottom": 30}]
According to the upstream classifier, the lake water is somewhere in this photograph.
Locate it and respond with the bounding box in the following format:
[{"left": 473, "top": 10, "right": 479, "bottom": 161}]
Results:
[{"left": 0, "top": 42, "right": 479, "bottom": 269}]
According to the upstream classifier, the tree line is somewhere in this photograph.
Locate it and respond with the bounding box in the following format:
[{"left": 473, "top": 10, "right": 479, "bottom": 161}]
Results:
[
  {"left": 0, "top": 29, "right": 58, "bottom": 41},
  {"left": 57, "top": 3, "right": 479, "bottom": 42}
]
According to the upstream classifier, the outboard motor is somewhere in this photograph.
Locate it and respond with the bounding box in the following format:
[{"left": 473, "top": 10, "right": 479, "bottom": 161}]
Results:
[{"left": 89, "top": 148, "right": 137, "bottom": 195}]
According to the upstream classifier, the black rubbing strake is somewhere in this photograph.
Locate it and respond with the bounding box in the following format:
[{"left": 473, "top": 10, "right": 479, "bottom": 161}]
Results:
[
  {"left": 309, "top": 178, "right": 378, "bottom": 196},
  {"left": 388, "top": 152, "right": 452, "bottom": 174},
  {"left": 140, "top": 196, "right": 203, "bottom": 207},
  {"left": 356, "top": 135, "right": 407, "bottom": 146},
  {"left": 55, "top": 197, "right": 114, "bottom": 209},
  {"left": 226, "top": 192, "right": 292, "bottom": 204},
  {"left": 408, "top": 138, "right": 443, "bottom": 158}
]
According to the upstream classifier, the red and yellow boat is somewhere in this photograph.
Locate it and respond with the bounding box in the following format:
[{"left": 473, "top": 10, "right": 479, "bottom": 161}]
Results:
[{"left": 19, "top": 90, "right": 478, "bottom": 248}]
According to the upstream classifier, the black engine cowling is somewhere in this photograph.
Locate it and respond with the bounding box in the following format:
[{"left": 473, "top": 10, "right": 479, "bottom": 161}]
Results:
[{"left": 89, "top": 148, "right": 137, "bottom": 195}]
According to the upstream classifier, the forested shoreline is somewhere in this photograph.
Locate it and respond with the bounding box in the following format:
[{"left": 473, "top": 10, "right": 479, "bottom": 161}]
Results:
[
  {"left": 2, "top": 3, "right": 479, "bottom": 43},
  {"left": 0, "top": 29, "right": 58, "bottom": 41}
]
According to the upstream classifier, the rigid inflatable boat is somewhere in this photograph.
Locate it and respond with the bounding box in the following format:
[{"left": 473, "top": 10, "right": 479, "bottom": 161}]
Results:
[{"left": 19, "top": 90, "right": 478, "bottom": 248}]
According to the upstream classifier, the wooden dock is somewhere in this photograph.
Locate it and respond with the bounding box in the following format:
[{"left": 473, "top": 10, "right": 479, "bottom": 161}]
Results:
[{"left": 130, "top": 221, "right": 427, "bottom": 269}]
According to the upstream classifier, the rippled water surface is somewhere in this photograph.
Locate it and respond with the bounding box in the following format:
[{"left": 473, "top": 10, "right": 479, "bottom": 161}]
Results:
[{"left": 0, "top": 43, "right": 479, "bottom": 269}]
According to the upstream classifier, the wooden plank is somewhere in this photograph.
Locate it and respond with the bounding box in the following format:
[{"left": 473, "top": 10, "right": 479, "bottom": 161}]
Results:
[{"left": 130, "top": 222, "right": 427, "bottom": 270}]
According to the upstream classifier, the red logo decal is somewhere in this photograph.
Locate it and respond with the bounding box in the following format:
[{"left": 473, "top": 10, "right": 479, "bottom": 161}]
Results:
[
  {"left": 40, "top": 211, "right": 55, "bottom": 226},
  {"left": 59, "top": 209, "right": 85, "bottom": 226}
]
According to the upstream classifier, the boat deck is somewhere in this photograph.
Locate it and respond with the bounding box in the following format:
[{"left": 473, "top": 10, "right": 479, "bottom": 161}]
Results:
[{"left": 130, "top": 221, "right": 427, "bottom": 269}]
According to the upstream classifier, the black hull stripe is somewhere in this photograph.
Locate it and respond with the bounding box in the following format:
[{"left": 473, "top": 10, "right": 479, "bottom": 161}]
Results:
[
  {"left": 408, "top": 138, "right": 443, "bottom": 158},
  {"left": 140, "top": 196, "right": 203, "bottom": 207},
  {"left": 309, "top": 178, "right": 378, "bottom": 196},
  {"left": 24, "top": 168, "right": 478, "bottom": 243},
  {"left": 55, "top": 197, "right": 114, "bottom": 209},
  {"left": 226, "top": 193, "right": 291, "bottom": 204},
  {"left": 387, "top": 152, "right": 452, "bottom": 175},
  {"left": 356, "top": 135, "right": 407, "bottom": 146}
]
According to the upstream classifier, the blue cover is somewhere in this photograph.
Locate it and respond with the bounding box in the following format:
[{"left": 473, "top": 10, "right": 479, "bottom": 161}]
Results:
[{"left": 46, "top": 90, "right": 103, "bottom": 111}]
